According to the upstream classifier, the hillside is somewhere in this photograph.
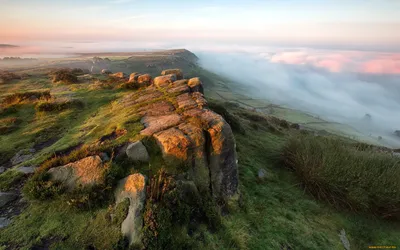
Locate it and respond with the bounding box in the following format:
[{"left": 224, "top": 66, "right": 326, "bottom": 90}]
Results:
[{"left": 0, "top": 49, "right": 400, "bottom": 249}]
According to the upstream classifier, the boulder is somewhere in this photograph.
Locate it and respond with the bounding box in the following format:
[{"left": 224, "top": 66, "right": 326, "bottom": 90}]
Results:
[
  {"left": 188, "top": 77, "right": 204, "bottom": 94},
  {"left": 137, "top": 74, "right": 152, "bottom": 86},
  {"left": 0, "top": 167, "right": 5, "bottom": 174},
  {"left": 48, "top": 155, "right": 106, "bottom": 191},
  {"left": 0, "top": 192, "right": 18, "bottom": 208},
  {"left": 153, "top": 128, "right": 191, "bottom": 166},
  {"left": 394, "top": 130, "right": 400, "bottom": 138},
  {"left": 161, "top": 69, "right": 183, "bottom": 80},
  {"left": 126, "top": 141, "right": 150, "bottom": 162},
  {"left": 114, "top": 174, "right": 146, "bottom": 246},
  {"left": 128, "top": 72, "right": 140, "bottom": 83},
  {"left": 101, "top": 69, "right": 112, "bottom": 74},
  {"left": 110, "top": 72, "right": 127, "bottom": 79},
  {"left": 153, "top": 74, "right": 177, "bottom": 87}
]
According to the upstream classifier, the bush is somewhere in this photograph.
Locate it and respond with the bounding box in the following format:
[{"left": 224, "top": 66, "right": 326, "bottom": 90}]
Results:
[
  {"left": 50, "top": 69, "right": 78, "bottom": 84},
  {"left": 0, "top": 70, "right": 21, "bottom": 84},
  {"left": 35, "top": 99, "right": 84, "bottom": 112},
  {"left": 1, "top": 91, "right": 51, "bottom": 106},
  {"left": 282, "top": 134, "right": 400, "bottom": 219}
]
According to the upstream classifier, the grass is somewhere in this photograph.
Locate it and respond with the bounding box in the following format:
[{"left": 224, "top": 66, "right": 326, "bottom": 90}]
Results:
[
  {"left": 0, "top": 199, "right": 130, "bottom": 249},
  {"left": 35, "top": 99, "right": 84, "bottom": 112},
  {"left": 1, "top": 90, "right": 51, "bottom": 106},
  {"left": 282, "top": 134, "right": 400, "bottom": 219},
  {"left": 0, "top": 169, "right": 25, "bottom": 191},
  {"left": 1, "top": 57, "right": 400, "bottom": 250}
]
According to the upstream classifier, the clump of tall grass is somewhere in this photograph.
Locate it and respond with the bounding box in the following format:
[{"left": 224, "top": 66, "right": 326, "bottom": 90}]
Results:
[
  {"left": 35, "top": 99, "right": 84, "bottom": 112},
  {"left": 282, "top": 134, "right": 400, "bottom": 219},
  {"left": 50, "top": 69, "right": 79, "bottom": 84},
  {"left": 1, "top": 91, "right": 51, "bottom": 106}
]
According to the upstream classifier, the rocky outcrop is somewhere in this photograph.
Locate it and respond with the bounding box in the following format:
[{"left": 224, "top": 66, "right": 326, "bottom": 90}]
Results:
[
  {"left": 188, "top": 77, "right": 204, "bottom": 94},
  {"left": 134, "top": 69, "right": 239, "bottom": 200},
  {"left": 114, "top": 173, "right": 146, "bottom": 246},
  {"left": 48, "top": 155, "right": 106, "bottom": 191},
  {"left": 161, "top": 69, "right": 183, "bottom": 80}
]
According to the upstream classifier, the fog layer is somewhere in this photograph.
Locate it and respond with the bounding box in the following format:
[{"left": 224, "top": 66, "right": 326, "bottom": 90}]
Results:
[{"left": 195, "top": 48, "right": 400, "bottom": 146}]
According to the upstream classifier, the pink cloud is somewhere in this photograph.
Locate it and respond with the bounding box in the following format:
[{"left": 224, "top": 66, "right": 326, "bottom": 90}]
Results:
[{"left": 267, "top": 49, "right": 400, "bottom": 75}]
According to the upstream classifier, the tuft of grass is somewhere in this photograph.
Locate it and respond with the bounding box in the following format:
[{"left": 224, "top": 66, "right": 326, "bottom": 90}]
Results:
[
  {"left": 1, "top": 91, "right": 51, "bottom": 106},
  {"left": 282, "top": 134, "right": 400, "bottom": 219},
  {"left": 0, "top": 169, "right": 25, "bottom": 191},
  {"left": 0, "top": 117, "right": 21, "bottom": 134},
  {"left": 35, "top": 99, "right": 84, "bottom": 112},
  {"left": 50, "top": 69, "right": 79, "bottom": 84}
]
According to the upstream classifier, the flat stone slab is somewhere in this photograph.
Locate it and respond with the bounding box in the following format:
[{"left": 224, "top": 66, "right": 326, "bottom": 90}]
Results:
[
  {"left": 176, "top": 93, "right": 198, "bottom": 110},
  {"left": 0, "top": 217, "right": 11, "bottom": 229},
  {"left": 0, "top": 192, "right": 18, "bottom": 208},
  {"left": 140, "top": 114, "right": 182, "bottom": 136},
  {"left": 17, "top": 166, "right": 36, "bottom": 174}
]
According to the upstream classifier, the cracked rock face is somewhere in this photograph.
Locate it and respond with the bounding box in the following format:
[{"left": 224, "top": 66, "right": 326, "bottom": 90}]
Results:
[{"left": 135, "top": 69, "right": 239, "bottom": 199}]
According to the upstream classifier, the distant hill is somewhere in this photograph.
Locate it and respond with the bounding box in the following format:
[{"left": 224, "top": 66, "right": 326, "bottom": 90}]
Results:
[{"left": 0, "top": 44, "right": 19, "bottom": 48}]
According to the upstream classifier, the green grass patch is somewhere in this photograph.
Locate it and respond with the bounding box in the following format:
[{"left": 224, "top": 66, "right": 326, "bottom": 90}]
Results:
[
  {"left": 35, "top": 99, "right": 84, "bottom": 112},
  {"left": 0, "top": 169, "right": 25, "bottom": 191},
  {"left": 282, "top": 134, "right": 400, "bottom": 219},
  {"left": 1, "top": 90, "right": 51, "bottom": 106}
]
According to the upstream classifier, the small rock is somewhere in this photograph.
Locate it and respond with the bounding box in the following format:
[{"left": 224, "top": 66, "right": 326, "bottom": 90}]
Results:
[
  {"left": 339, "top": 229, "right": 351, "bottom": 250},
  {"left": 258, "top": 169, "right": 267, "bottom": 180},
  {"left": 17, "top": 166, "right": 36, "bottom": 174},
  {"left": 0, "top": 192, "right": 18, "bottom": 208},
  {"left": 101, "top": 69, "right": 112, "bottom": 74},
  {"left": 0, "top": 167, "right": 5, "bottom": 174},
  {"left": 394, "top": 130, "right": 400, "bottom": 138},
  {"left": 0, "top": 217, "right": 11, "bottom": 229},
  {"left": 126, "top": 141, "right": 150, "bottom": 163}
]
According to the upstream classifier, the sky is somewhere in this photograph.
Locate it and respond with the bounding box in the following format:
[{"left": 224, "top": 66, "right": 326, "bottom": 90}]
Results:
[{"left": 1, "top": 0, "right": 400, "bottom": 50}]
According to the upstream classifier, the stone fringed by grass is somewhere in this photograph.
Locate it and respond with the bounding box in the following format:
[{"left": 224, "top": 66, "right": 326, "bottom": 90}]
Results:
[{"left": 282, "top": 133, "right": 400, "bottom": 219}]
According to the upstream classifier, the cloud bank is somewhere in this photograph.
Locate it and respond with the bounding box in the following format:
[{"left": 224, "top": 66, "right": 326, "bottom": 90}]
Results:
[{"left": 195, "top": 47, "right": 400, "bottom": 147}]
